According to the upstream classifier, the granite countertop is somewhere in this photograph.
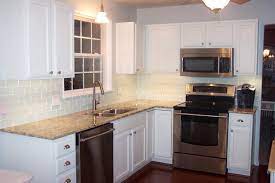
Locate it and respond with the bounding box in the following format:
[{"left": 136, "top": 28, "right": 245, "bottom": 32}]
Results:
[
  {"left": 269, "top": 140, "right": 275, "bottom": 172},
  {"left": 228, "top": 107, "right": 257, "bottom": 114},
  {"left": 0, "top": 100, "right": 179, "bottom": 140}
]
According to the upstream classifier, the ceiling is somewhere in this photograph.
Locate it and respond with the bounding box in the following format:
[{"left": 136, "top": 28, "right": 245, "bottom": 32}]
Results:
[{"left": 113, "top": 0, "right": 250, "bottom": 8}]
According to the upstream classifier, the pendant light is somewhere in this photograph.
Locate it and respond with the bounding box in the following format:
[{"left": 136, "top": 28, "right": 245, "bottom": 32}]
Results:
[
  {"left": 95, "top": 0, "right": 109, "bottom": 24},
  {"left": 202, "top": 0, "right": 231, "bottom": 13}
]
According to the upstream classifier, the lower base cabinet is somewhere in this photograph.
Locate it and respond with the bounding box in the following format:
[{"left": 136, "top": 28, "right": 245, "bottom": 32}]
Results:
[
  {"left": 113, "top": 112, "right": 147, "bottom": 183},
  {"left": 113, "top": 109, "right": 173, "bottom": 183},
  {"left": 227, "top": 112, "right": 255, "bottom": 176}
]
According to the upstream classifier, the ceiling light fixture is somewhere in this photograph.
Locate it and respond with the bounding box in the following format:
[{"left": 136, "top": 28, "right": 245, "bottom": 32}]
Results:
[
  {"left": 202, "top": 0, "right": 231, "bottom": 13},
  {"left": 95, "top": 0, "right": 109, "bottom": 24}
]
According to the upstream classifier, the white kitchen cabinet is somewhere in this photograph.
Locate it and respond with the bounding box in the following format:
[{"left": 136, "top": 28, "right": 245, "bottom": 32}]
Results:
[
  {"left": 0, "top": 132, "right": 76, "bottom": 183},
  {"left": 181, "top": 22, "right": 233, "bottom": 48},
  {"left": 0, "top": 0, "right": 74, "bottom": 80},
  {"left": 234, "top": 20, "right": 258, "bottom": 75},
  {"left": 29, "top": 0, "right": 52, "bottom": 79},
  {"left": 181, "top": 23, "right": 206, "bottom": 48},
  {"left": 113, "top": 112, "right": 147, "bottom": 183},
  {"left": 227, "top": 112, "right": 255, "bottom": 176},
  {"left": 206, "top": 22, "right": 233, "bottom": 47},
  {"left": 146, "top": 110, "right": 155, "bottom": 161},
  {"left": 153, "top": 109, "right": 173, "bottom": 164},
  {"left": 145, "top": 24, "right": 181, "bottom": 73},
  {"left": 116, "top": 22, "right": 136, "bottom": 74},
  {"left": 114, "top": 129, "right": 132, "bottom": 182},
  {"left": 53, "top": 1, "right": 74, "bottom": 78},
  {"left": 132, "top": 125, "right": 146, "bottom": 170}
]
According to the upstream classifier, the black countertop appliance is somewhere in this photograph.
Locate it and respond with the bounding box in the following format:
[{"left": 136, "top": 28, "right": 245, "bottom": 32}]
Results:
[{"left": 237, "top": 84, "right": 256, "bottom": 109}]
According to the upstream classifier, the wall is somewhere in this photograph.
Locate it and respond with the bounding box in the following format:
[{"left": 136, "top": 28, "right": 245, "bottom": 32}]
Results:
[
  {"left": 136, "top": 0, "right": 275, "bottom": 165},
  {"left": 0, "top": 0, "right": 137, "bottom": 128}
]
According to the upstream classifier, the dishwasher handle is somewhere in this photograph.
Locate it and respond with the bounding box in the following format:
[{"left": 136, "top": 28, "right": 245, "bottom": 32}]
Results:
[{"left": 80, "top": 128, "right": 115, "bottom": 143}]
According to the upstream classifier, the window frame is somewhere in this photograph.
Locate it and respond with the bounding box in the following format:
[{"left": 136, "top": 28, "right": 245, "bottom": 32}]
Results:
[{"left": 63, "top": 13, "right": 112, "bottom": 98}]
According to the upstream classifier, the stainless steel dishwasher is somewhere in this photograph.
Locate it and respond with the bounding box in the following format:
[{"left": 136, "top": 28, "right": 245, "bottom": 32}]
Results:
[{"left": 76, "top": 123, "right": 114, "bottom": 183}]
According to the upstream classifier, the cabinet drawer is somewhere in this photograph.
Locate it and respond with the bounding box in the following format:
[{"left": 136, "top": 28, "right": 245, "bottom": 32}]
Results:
[
  {"left": 54, "top": 135, "right": 76, "bottom": 158},
  {"left": 56, "top": 153, "right": 76, "bottom": 175},
  {"left": 56, "top": 169, "right": 76, "bottom": 183},
  {"left": 229, "top": 113, "right": 253, "bottom": 127}
]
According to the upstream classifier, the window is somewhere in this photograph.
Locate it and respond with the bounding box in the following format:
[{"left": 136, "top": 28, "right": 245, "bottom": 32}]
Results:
[{"left": 64, "top": 16, "right": 103, "bottom": 94}]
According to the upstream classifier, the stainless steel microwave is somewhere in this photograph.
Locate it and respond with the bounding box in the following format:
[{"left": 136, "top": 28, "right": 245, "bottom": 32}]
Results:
[{"left": 180, "top": 48, "right": 234, "bottom": 77}]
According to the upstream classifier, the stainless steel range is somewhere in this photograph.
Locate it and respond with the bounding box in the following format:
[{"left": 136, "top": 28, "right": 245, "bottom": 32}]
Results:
[{"left": 173, "top": 83, "right": 235, "bottom": 175}]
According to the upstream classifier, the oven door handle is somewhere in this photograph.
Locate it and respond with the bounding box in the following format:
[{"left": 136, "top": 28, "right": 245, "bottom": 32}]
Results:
[{"left": 174, "top": 112, "right": 227, "bottom": 118}]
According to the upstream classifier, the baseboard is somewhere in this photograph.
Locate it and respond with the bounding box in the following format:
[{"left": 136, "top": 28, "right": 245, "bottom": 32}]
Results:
[{"left": 152, "top": 156, "right": 172, "bottom": 164}]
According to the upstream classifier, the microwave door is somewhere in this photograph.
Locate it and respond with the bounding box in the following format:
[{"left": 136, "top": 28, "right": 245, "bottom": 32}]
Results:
[{"left": 181, "top": 57, "right": 219, "bottom": 77}]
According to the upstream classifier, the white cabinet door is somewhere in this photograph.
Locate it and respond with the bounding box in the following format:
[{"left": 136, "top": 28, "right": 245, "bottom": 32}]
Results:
[
  {"left": 145, "top": 24, "right": 180, "bottom": 73},
  {"left": 154, "top": 110, "right": 172, "bottom": 163},
  {"left": 146, "top": 111, "right": 155, "bottom": 161},
  {"left": 132, "top": 125, "right": 146, "bottom": 171},
  {"left": 116, "top": 22, "right": 136, "bottom": 74},
  {"left": 228, "top": 126, "right": 251, "bottom": 170},
  {"left": 234, "top": 21, "right": 258, "bottom": 75},
  {"left": 206, "top": 22, "right": 233, "bottom": 47},
  {"left": 181, "top": 23, "right": 206, "bottom": 48},
  {"left": 114, "top": 130, "right": 132, "bottom": 182},
  {"left": 53, "top": 1, "right": 74, "bottom": 78},
  {"left": 29, "top": 0, "right": 52, "bottom": 79}
]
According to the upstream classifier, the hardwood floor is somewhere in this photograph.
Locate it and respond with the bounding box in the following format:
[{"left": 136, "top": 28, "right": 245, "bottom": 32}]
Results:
[{"left": 124, "top": 162, "right": 269, "bottom": 183}]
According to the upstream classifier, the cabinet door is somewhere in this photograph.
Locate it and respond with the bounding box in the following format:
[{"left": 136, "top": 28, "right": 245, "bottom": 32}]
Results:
[
  {"left": 53, "top": 1, "right": 74, "bottom": 78},
  {"left": 146, "top": 111, "right": 155, "bottom": 160},
  {"left": 181, "top": 23, "right": 206, "bottom": 48},
  {"left": 234, "top": 21, "right": 258, "bottom": 75},
  {"left": 29, "top": 0, "right": 52, "bottom": 79},
  {"left": 116, "top": 22, "right": 136, "bottom": 74},
  {"left": 114, "top": 130, "right": 132, "bottom": 182},
  {"left": 145, "top": 24, "right": 180, "bottom": 73},
  {"left": 132, "top": 125, "right": 146, "bottom": 171},
  {"left": 227, "top": 125, "right": 251, "bottom": 170},
  {"left": 206, "top": 22, "right": 233, "bottom": 47},
  {"left": 154, "top": 110, "right": 172, "bottom": 160}
]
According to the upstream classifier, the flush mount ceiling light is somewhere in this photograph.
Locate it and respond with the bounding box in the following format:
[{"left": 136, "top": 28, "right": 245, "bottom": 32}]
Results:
[
  {"left": 202, "top": 0, "right": 231, "bottom": 13},
  {"left": 95, "top": 0, "right": 109, "bottom": 24}
]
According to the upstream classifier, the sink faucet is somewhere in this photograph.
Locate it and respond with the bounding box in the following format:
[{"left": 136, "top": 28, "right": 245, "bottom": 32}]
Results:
[{"left": 92, "top": 81, "right": 104, "bottom": 113}]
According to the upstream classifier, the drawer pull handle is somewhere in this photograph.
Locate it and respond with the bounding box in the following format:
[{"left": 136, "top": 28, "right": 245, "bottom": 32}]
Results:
[
  {"left": 64, "top": 161, "right": 71, "bottom": 166},
  {"left": 64, "top": 178, "right": 71, "bottom": 183},
  {"left": 64, "top": 144, "right": 70, "bottom": 150},
  {"left": 237, "top": 119, "right": 244, "bottom": 123}
]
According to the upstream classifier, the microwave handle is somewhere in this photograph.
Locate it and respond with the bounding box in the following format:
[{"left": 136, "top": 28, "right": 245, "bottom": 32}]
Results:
[{"left": 181, "top": 57, "right": 184, "bottom": 71}]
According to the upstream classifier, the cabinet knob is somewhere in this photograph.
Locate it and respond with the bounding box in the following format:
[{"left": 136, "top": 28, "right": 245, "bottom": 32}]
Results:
[
  {"left": 209, "top": 42, "right": 212, "bottom": 46},
  {"left": 64, "top": 161, "right": 71, "bottom": 166},
  {"left": 230, "top": 129, "right": 234, "bottom": 133},
  {"left": 202, "top": 42, "right": 204, "bottom": 46},
  {"left": 64, "top": 178, "right": 71, "bottom": 183},
  {"left": 136, "top": 68, "right": 140, "bottom": 72},
  {"left": 236, "top": 70, "right": 239, "bottom": 73},
  {"left": 129, "top": 133, "right": 132, "bottom": 136},
  {"left": 237, "top": 119, "right": 244, "bottom": 123},
  {"left": 58, "top": 71, "right": 62, "bottom": 74},
  {"left": 49, "top": 71, "right": 53, "bottom": 75},
  {"left": 176, "top": 69, "right": 179, "bottom": 72},
  {"left": 133, "top": 131, "right": 137, "bottom": 135},
  {"left": 64, "top": 144, "right": 70, "bottom": 150}
]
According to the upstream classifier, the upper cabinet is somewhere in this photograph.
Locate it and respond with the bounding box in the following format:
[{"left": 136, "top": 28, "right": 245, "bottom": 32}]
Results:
[
  {"left": 234, "top": 20, "right": 258, "bottom": 76},
  {"left": 145, "top": 24, "right": 181, "bottom": 73},
  {"left": 116, "top": 22, "right": 144, "bottom": 74},
  {"left": 0, "top": 0, "right": 74, "bottom": 80},
  {"left": 53, "top": 1, "right": 74, "bottom": 78},
  {"left": 181, "top": 22, "right": 233, "bottom": 48},
  {"left": 181, "top": 23, "right": 206, "bottom": 48},
  {"left": 116, "top": 22, "right": 136, "bottom": 74},
  {"left": 206, "top": 22, "right": 233, "bottom": 47}
]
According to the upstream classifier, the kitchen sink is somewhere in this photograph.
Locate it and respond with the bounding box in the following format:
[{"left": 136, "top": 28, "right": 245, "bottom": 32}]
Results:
[{"left": 89, "top": 107, "right": 137, "bottom": 117}]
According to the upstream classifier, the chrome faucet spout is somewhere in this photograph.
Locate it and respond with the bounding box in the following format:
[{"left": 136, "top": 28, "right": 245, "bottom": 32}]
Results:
[{"left": 92, "top": 81, "right": 104, "bottom": 113}]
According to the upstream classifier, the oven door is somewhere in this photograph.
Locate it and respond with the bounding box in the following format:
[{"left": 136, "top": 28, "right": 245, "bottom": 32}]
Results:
[{"left": 173, "top": 110, "right": 228, "bottom": 158}]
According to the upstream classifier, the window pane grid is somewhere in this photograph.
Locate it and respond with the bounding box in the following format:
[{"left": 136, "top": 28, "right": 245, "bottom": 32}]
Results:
[{"left": 64, "top": 17, "right": 102, "bottom": 92}]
